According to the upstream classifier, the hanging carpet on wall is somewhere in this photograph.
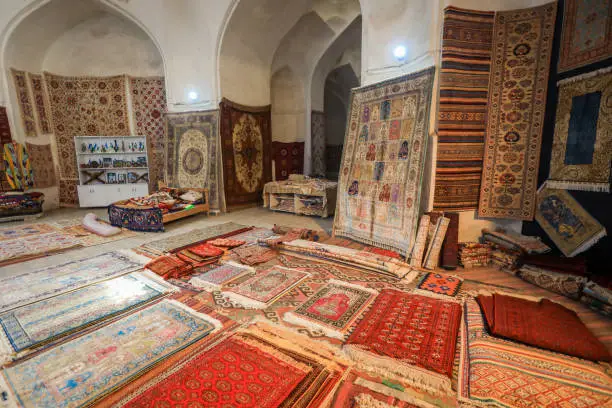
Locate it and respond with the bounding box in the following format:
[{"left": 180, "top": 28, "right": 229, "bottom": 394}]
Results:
[
  {"left": 558, "top": 0, "right": 612, "bottom": 73},
  {"left": 129, "top": 77, "right": 167, "bottom": 191},
  {"left": 311, "top": 110, "right": 326, "bottom": 176},
  {"left": 333, "top": 68, "right": 435, "bottom": 256},
  {"left": 10, "top": 69, "right": 36, "bottom": 137},
  {"left": 26, "top": 143, "right": 57, "bottom": 188},
  {"left": 219, "top": 98, "right": 272, "bottom": 208},
  {"left": 27, "top": 73, "right": 52, "bottom": 135},
  {"left": 0, "top": 107, "right": 13, "bottom": 192},
  {"left": 166, "top": 110, "right": 224, "bottom": 212},
  {"left": 272, "top": 141, "right": 304, "bottom": 180},
  {"left": 547, "top": 68, "right": 612, "bottom": 192},
  {"left": 433, "top": 6, "right": 494, "bottom": 211},
  {"left": 45, "top": 73, "right": 130, "bottom": 206},
  {"left": 3, "top": 142, "right": 33, "bottom": 191},
  {"left": 478, "top": 3, "right": 557, "bottom": 220}
]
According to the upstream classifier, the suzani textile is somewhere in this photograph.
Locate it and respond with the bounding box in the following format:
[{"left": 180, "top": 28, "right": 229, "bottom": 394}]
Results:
[
  {"left": 548, "top": 68, "right": 612, "bottom": 192},
  {"left": 219, "top": 98, "right": 272, "bottom": 208},
  {"left": 535, "top": 186, "right": 606, "bottom": 257},
  {"left": 333, "top": 68, "right": 435, "bottom": 255},
  {"left": 3, "top": 142, "right": 33, "bottom": 190},
  {"left": 311, "top": 110, "right": 326, "bottom": 176},
  {"left": 44, "top": 73, "right": 130, "bottom": 205},
  {"left": 272, "top": 141, "right": 304, "bottom": 180},
  {"left": 434, "top": 7, "right": 494, "bottom": 211},
  {"left": 1, "top": 300, "right": 219, "bottom": 408},
  {"left": 166, "top": 110, "right": 223, "bottom": 211},
  {"left": 478, "top": 3, "right": 556, "bottom": 220},
  {"left": 558, "top": 0, "right": 612, "bottom": 72},
  {"left": 458, "top": 298, "right": 612, "bottom": 407},
  {"left": 10, "top": 69, "right": 36, "bottom": 137},
  {"left": 27, "top": 73, "right": 52, "bottom": 134},
  {"left": 129, "top": 77, "right": 167, "bottom": 191},
  {"left": 26, "top": 143, "right": 57, "bottom": 188}
]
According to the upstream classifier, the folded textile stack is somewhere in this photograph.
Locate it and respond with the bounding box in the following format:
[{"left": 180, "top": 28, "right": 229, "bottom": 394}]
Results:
[
  {"left": 581, "top": 281, "right": 612, "bottom": 317},
  {"left": 481, "top": 228, "right": 550, "bottom": 254},
  {"left": 232, "top": 244, "right": 277, "bottom": 266},
  {"left": 489, "top": 245, "right": 522, "bottom": 273},
  {"left": 176, "top": 243, "right": 224, "bottom": 268},
  {"left": 458, "top": 242, "right": 492, "bottom": 268},
  {"left": 518, "top": 254, "right": 590, "bottom": 300},
  {"left": 145, "top": 254, "right": 193, "bottom": 279}
]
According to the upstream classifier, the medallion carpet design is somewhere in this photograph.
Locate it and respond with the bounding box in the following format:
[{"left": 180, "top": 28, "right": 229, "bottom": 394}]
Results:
[
  {"left": 434, "top": 7, "right": 494, "bottom": 211},
  {"left": 222, "top": 266, "right": 309, "bottom": 309},
  {"left": 535, "top": 186, "right": 606, "bottom": 257},
  {"left": 1, "top": 300, "right": 219, "bottom": 408},
  {"left": 558, "top": 0, "right": 612, "bottom": 72},
  {"left": 44, "top": 73, "right": 130, "bottom": 205},
  {"left": 220, "top": 98, "right": 272, "bottom": 208},
  {"left": 459, "top": 298, "right": 612, "bottom": 407},
  {"left": 25, "top": 143, "right": 57, "bottom": 188},
  {"left": 27, "top": 73, "right": 51, "bottom": 135},
  {"left": 333, "top": 68, "right": 435, "bottom": 255},
  {"left": 311, "top": 111, "right": 326, "bottom": 176},
  {"left": 478, "top": 3, "right": 556, "bottom": 220},
  {"left": 10, "top": 69, "right": 36, "bottom": 137},
  {"left": 548, "top": 68, "right": 612, "bottom": 192},
  {"left": 129, "top": 77, "right": 167, "bottom": 191},
  {"left": 345, "top": 289, "right": 461, "bottom": 392},
  {"left": 0, "top": 272, "right": 174, "bottom": 359},
  {"left": 189, "top": 261, "right": 254, "bottom": 291},
  {"left": 417, "top": 272, "right": 462, "bottom": 297},
  {"left": 284, "top": 280, "right": 377, "bottom": 339},
  {"left": 272, "top": 141, "right": 304, "bottom": 180},
  {"left": 0, "top": 251, "right": 142, "bottom": 312},
  {"left": 166, "top": 110, "right": 223, "bottom": 211}
]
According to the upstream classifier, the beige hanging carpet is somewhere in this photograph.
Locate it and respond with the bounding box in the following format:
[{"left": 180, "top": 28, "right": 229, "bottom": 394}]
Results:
[
  {"left": 27, "top": 73, "right": 52, "bottom": 135},
  {"left": 11, "top": 69, "right": 36, "bottom": 137},
  {"left": 166, "top": 110, "right": 224, "bottom": 212},
  {"left": 26, "top": 143, "right": 57, "bottom": 188},
  {"left": 129, "top": 77, "right": 166, "bottom": 191},
  {"left": 311, "top": 110, "right": 326, "bottom": 177},
  {"left": 45, "top": 73, "right": 130, "bottom": 206},
  {"left": 478, "top": 3, "right": 556, "bottom": 220},
  {"left": 333, "top": 68, "right": 435, "bottom": 256},
  {"left": 219, "top": 98, "right": 272, "bottom": 208}
]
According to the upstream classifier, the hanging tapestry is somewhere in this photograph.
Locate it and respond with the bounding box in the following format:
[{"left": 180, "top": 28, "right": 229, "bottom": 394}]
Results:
[
  {"left": 129, "top": 77, "right": 166, "bottom": 191},
  {"left": 311, "top": 110, "right": 326, "bottom": 176},
  {"left": 3, "top": 142, "right": 33, "bottom": 190},
  {"left": 1, "top": 300, "right": 219, "bottom": 408},
  {"left": 10, "top": 69, "right": 36, "bottom": 137},
  {"left": 558, "top": 0, "right": 612, "bottom": 72},
  {"left": 272, "top": 141, "right": 304, "bottom": 180},
  {"left": 535, "top": 186, "right": 606, "bottom": 257},
  {"left": 548, "top": 68, "right": 612, "bottom": 192},
  {"left": 284, "top": 280, "right": 377, "bottom": 339},
  {"left": 25, "top": 143, "right": 56, "bottom": 188},
  {"left": 166, "top": 110, "right": 223, "bottom": 211},
  {"left": 0, "top": 107, "right": 11, "bottom": 145},
  {"left": 333, "top": 68, "right": 435, "bottom": 256},
  {"left": 27, "top": 73, "right": 51, "bottom": 134},
  {"left": 478, "top": 3, "right": 557, "bottom": 220},
  {"left": 44, "top": 73, "right": 130, "bottom": 205},
  {"left": 219, "top": 98, "right": 272, "bottom": 208},
  {"left": 434, "top": 6, "right": 494, "bottom": 211}
]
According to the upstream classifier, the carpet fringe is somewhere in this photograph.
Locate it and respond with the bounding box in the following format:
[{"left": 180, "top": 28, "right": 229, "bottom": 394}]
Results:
[
  {"left": 557, "top": 66, "right": 612, "bottom": 86},
  {"left": 220, "top": 291, "right": 268, "bottom": 309},
  {"left": 120, "top": 249, "right": 153, "bottom": 266},
  {"left": 546, "top": 180, "right": 610, "bottom": 193},
  {"left": 572, "top": 228, "right": 607, "bottom": 257},
  {"left": 411, "top": 289, "right": 463, "bottom": 303},
  {"left": 164, "top": 300, "right": 222, "bottom": 330},
  {"left": 327, "top": 279, "right": 379, "bottom": 294},
  {"left": 282, "top": 312, "right": 346, "bottom": 340},
  {"left": 342, "top": 345, "right": 453, "bottom": 397},
  {"left": 137, "top": 270, "right": 180, "bottom": 294},
  {"left": 354, "top": 377, "right": 439, "bottom": 408}
]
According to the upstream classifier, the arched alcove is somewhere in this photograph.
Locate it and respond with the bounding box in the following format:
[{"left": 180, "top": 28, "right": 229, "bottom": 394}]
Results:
[{"left": 271, "top": 66, "right": 305, "bottom": 143}]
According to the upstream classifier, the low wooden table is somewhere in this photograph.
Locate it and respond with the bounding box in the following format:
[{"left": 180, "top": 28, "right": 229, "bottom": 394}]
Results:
[{"left": 263, "top": 177, "right": 337, "bottom": 218}]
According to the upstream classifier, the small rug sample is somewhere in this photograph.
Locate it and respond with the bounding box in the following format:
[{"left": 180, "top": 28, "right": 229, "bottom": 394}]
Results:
[
  {"left": 333, "top": 68, "right": 435, "bottom": 255},
  {"left": 518, "top": 265, "right": 587, "bottom": 299},
  {"left": 535, "top": 186, "right": 606, "bottom": 257},
  {"left": 478, "top": 3, "right": 557, "bottom": 220},
  {"left": 206, "top": 238, "right": 245, "bottom": 248},
  {"left": 1, "top": 300, "right": 220, "bottom": 408},
  {"left": 189, "top": 261, "right": 254, "bottom": 291},
  {"left": 25, "top": 143, "right": 57, "bottom": 188},
  {"left": 129, "top": 76, "right": 167, "bottom": 191},
  {"left": 0, "top": 223, "right": 58, "bottom": 241},
  {"left": 166, "top": 110, "right": 224, "bottom": 211},
  {"left": 0, "top": 271, "right": 175, "bottom": 362},
  {"left": 284, "top": 280, "right": 377, "bottom": 339},
  {"left": 311, "top": 110, "right": 326, "bottom": 176},
  {"left": 0, "top": 251, "right": 143, "bottom": 313},
  {"left": 222, "top": 266, "right": 310, "bottom": 309},
  {"left": 3, "top": 142, "right": 34, "bottom": 191},
  {"left": 231, "top": 244, "right": 276, "bottom": 265},
  {"left": 548, "top": 68, "right": 612, "bottom": 192},
  {"left": 459, "top": 298, "right": 612, "bottom": 407},
  {"left": 345, "top": 290, "right": 462, "bottom": 394},
  {"left": 27, "top": 73, "right": 51, "bottom": 134},
  {"left": 219, "top": 98, "right": 272, "bottom": 208},
  {"left": 417, "top": 272, "right": 463, "bottom": 297},
  {"left": 0, "top": 232, "right": 81, "bottom": 267},
  {"left": 558, "top": 0, "right": 612, "bottom": 72},
  {"left": 410, "top": 214, "right": 430, "bottom": 267},
  {"left": 145, "top": 254, "right": 192, "bottom": 279},
  {"left": 10, "top": 69, "right": 36, "bottom": 137},
  {"left": 272, "top": 141, "right": 304, "bottom": 180},
  {"left": 422, "top": 216, "right": 450, "bottom": 270},
  {"left": 434, "top": 6, "right": 494, "bottom": 211}
]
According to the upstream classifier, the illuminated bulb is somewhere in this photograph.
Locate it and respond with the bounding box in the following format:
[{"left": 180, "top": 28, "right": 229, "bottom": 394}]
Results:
[
  {"left": 393, "top": 45, "right": 407, "bottom": 61},
  {"left": 188, "top": 91, "right": 199, "bottom": 101}
]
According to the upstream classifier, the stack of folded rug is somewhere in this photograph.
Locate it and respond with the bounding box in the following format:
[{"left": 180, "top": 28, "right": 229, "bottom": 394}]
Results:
[
  {"left": 489, "top": 245, "right": 522, "bottom": 273},
  {"left": 176, "top": 242, "right": 224, "bottom": 267},
  {"left": 458, "top": 242, "right": 492, "bottom": 268},
  {"left": 481, "top": 229, "right": 550, "bottom": 254},
  {"left": 518, "top": 254, "right": 589, "bottom": 300},
  {"left": 581, "top": 280, "right": 612, "bottom": 317}
]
